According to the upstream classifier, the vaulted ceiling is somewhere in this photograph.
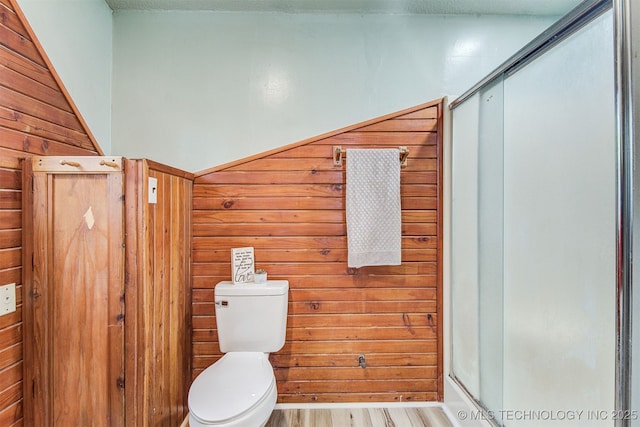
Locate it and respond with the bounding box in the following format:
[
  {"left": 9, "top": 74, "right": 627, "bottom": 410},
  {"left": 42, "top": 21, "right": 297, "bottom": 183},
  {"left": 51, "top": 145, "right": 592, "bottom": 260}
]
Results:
[{"left": 104, "top": 0, "right": 584, "bottom": 16}]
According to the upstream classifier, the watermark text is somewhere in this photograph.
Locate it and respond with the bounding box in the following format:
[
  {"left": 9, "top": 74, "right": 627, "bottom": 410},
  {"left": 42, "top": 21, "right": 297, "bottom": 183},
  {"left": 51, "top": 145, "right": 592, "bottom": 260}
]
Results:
[{"left": 456, "top": 409, "right": 638, "bottom": 422}]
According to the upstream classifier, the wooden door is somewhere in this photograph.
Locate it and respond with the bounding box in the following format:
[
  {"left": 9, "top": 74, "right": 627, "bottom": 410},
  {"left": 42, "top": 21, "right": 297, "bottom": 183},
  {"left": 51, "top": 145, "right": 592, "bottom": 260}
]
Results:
[{"left": 23, "top": 157, "right": 125, "bottom": 427}]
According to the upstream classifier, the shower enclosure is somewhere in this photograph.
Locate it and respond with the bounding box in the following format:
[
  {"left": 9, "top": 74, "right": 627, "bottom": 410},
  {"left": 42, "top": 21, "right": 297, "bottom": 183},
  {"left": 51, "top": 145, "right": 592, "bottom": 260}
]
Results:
[{"left": 448, "top": 0, "right": 638, "bottom": 425}]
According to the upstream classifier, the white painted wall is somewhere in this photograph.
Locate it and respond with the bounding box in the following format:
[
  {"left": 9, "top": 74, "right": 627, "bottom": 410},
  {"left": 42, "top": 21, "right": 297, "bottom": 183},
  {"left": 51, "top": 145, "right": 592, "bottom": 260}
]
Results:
[
  {"left": 111, "top": 11, "right": 555, "bottom": 172},
  {"left": 14, "top": 3, "right": 555, "bottom": 172},
  {"left": 16, "top": 0, "right": 113, "bottom": 155}
]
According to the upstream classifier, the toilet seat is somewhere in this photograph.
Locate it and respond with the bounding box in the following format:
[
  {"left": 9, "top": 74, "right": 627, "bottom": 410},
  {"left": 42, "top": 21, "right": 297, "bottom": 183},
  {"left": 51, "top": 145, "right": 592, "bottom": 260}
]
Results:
[{"left": 189, "top": 352, "right": 275, "bottom": 425}]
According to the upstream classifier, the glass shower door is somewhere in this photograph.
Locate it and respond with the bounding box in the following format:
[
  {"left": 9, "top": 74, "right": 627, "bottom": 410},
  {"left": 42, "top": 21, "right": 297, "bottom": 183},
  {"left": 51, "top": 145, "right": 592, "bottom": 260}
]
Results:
[{"left": 450, "top": 8, "right": 616, "bottom": 426}]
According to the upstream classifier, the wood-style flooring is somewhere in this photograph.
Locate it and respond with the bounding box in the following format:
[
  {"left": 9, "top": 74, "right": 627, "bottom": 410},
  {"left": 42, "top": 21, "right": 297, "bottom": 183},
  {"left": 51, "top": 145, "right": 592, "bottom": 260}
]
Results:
[{"left": 264, "top": 405, "right": 454, "bottom": 427}]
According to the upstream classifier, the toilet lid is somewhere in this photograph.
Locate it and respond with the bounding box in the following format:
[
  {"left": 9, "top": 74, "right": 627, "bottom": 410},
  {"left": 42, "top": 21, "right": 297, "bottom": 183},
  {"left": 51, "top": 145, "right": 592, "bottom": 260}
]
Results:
[{"left": 189, "top": 352, "right": 275, "bottom": 423}]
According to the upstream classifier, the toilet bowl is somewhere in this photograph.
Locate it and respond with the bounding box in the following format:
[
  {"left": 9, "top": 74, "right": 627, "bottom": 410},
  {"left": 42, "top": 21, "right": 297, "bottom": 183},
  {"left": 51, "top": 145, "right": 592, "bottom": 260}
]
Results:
[
  {"left": 188, "top": 280, "right": 289, "bottom": 427},
  {"left": 188, "top": 352, "right": 277, "bottom": 427}
]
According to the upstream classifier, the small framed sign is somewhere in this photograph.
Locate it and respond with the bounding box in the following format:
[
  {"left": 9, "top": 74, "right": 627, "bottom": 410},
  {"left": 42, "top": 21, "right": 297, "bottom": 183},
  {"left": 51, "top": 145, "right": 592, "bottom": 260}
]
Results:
[{"left": 231, "top": 247, "right": 255, "bottom": 284}]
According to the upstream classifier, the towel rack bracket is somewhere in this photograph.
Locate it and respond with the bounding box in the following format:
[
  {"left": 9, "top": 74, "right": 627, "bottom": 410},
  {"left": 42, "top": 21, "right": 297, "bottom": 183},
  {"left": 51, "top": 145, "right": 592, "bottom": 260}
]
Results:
[
  {"left": 399, "top": 146, "right": 409, "bottom": 168},
  {"left": 333, "top": 146, "right": 344, "bottom": 167}
]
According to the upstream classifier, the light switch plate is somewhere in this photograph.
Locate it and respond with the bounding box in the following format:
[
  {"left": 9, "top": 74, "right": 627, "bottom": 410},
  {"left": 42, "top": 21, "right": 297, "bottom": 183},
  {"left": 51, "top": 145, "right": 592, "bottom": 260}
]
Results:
[
  {"left": 0, "top": 283, "right": 16, "bottom": 316},
  {"left": 149, "top": 177, "right": 158, "bottom": 204}
]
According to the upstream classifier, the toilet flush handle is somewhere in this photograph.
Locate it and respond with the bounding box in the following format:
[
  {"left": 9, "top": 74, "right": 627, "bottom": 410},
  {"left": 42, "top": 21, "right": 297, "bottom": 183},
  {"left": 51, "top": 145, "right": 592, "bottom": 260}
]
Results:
[{"left": 215, "top": 300, "right": 229, "bottom": 307}]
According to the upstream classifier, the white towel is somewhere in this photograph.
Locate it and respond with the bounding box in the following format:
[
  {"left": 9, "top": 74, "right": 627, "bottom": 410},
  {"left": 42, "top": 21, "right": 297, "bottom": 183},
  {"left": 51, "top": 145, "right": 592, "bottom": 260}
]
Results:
[{"left": 346, "top": 148, "right": 402, "bottom": 268}]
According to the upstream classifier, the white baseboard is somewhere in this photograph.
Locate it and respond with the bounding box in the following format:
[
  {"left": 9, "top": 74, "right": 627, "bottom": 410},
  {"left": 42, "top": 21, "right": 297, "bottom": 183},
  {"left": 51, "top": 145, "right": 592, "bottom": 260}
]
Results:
[{"left": 274, "top": 401, "right": 445, "bottom": 410}]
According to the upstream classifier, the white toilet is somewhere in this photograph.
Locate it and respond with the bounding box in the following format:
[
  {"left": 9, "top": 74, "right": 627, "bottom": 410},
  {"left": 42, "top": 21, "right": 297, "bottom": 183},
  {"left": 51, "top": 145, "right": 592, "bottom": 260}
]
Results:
[{"left": 188, "top": 280, "right": 289, "bottom": 427}]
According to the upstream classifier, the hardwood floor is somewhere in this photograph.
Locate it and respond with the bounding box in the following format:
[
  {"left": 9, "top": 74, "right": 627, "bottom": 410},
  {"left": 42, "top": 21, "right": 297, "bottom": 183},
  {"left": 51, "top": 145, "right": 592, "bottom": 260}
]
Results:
[{"left": 264, "top": 405, "right": 454, "bottom": 427}]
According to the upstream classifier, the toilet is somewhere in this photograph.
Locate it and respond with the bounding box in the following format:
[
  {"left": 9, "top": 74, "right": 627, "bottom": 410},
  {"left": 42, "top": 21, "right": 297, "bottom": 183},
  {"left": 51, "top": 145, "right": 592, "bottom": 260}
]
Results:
[{"left": 188, "top": 280, "right": 289, "bottom": 427}]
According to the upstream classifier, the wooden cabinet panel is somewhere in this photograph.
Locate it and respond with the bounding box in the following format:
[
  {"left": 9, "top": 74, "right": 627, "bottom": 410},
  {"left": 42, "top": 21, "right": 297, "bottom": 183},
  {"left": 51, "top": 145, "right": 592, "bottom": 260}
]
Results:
[
  {"left": 23, "top": 157, "right": 193, "bottom": 426},
  {"left": 24, "top": 157, "right": 125, "bottom": 426}
]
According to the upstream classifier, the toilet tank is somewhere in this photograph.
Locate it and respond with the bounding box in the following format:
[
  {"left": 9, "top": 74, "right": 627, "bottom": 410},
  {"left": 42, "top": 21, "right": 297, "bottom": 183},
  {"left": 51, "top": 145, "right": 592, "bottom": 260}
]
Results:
[{"left": 214, "top": 280, "right": 289, "bottom": 353}]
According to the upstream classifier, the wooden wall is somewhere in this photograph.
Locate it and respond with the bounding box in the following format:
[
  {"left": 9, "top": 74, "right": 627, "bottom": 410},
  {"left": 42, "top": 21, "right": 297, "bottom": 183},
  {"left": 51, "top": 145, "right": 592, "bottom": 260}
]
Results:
[
  {"left": 124, "top": 159, "right": 193, "bottom": 426},
  {"left": 2, "top": 0, "right": 445, "bottom": 412},
  {"left": 192, "top": 98, "right": 444, "bottom": 403},
  {"left": 0, "top": 0, "right": 102, "bottom": 425}
]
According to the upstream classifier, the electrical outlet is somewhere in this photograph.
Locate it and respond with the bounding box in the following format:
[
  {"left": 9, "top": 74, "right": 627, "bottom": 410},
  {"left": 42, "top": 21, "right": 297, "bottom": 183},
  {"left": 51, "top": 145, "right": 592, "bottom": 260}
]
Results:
[{"left": 1, "top": 283, "right": 16, "bottom": 316}]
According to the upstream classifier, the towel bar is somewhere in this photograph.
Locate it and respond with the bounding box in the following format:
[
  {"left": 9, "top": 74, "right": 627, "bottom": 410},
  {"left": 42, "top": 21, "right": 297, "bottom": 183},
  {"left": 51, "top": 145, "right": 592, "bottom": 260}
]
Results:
[{"left": 332, "top": 146, "right": 409, "bottom": 168}]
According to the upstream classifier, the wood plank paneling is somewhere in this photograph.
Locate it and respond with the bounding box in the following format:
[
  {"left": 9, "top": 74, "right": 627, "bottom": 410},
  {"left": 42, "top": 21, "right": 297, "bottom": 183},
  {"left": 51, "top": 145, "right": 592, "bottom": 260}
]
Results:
[
  {"left": 192, "top": 99, "right": 444, "bottom": 403},
  {"left": 124, "top": 160, "right": 193, "bottom": 426},
  {"left": 0, "top": 1, "right": 102, "bottom": 425}
]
